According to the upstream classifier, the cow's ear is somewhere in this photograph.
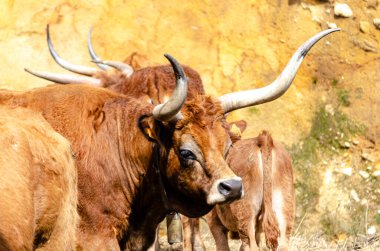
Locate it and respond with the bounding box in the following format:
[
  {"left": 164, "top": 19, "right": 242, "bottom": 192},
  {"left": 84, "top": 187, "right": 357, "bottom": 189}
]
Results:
[
  {"left": 92, "top": 108, "right": 105, "bottom": 132},
  {"left": 229, "top": 120, "right": 247, "bottom": 135},
  {"left": 139, "top": 115, "right": 159, "bottom": 142}
]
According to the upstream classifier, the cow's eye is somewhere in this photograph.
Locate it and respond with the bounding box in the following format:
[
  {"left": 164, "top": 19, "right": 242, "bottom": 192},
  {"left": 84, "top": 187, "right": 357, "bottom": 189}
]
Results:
[{"left": 179, "top": 149, "right": 196, "bottom": 160}]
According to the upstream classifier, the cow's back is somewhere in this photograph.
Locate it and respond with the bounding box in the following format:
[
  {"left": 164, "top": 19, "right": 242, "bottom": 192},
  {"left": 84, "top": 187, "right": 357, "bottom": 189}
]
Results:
[
  {"left": 0, "top": 107, "right": 78, "bottom": 250},
  {"left": 104, "top": 64, "right": 205, "bottom": 103}
]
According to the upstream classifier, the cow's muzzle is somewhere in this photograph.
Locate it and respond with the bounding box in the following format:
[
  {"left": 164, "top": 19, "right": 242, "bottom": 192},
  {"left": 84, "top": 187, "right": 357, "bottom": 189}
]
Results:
[
  {"left": 218, "top": 179, "right": 243, "bottom": 202},
  {"left": 207, "top": 177, "right": 243, "bottom": 205}
]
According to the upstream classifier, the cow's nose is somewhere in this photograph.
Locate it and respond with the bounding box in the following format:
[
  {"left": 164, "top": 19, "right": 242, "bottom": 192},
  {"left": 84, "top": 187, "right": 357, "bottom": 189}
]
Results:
[{"left": 217, "top": 178, "right": 243, "bottom": 202}]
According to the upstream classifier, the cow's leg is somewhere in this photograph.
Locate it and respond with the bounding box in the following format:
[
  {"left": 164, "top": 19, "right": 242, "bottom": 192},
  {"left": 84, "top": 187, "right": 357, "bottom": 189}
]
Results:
[
  {"left": 190, "top": 218, "right": 206, "bottom": 251},
  {"left": 248, "top": 222, "right": 260, "bottom": 251},
  {"left": 206, "top": 209, "right": 230, "bottom": 251},
  {"left": 237, "top": 215, "right": 260, "bottom": 251},
  {"left": 273, "top": 190, "right": 290, "bottom": 251},
  {"left": 182, "top": 216, "right": 192, "bottom": 251},
  {"left": 254, "top": 220, "right": 263, "bottom": 248},
  {"left": 147, "top": 226, "right": 160, "bottom": 251},
  {"left": 182, "top": 216, "right": 205, "bottom": 251}
]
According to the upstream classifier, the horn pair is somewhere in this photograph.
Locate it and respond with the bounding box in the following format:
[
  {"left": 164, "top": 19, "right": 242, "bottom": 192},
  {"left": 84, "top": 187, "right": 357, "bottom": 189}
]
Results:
[
  {"left": 25, "top": 26, "right": 340, "bottom": 120},
  {"left": 25, "top": 25, "right": 186, "bottom": 121},
  {"left": 26, "top": 25, "right": 133, "bottom": 85},
  {"left": 88, "top": 27, "right": 133, "bottom": 76}
]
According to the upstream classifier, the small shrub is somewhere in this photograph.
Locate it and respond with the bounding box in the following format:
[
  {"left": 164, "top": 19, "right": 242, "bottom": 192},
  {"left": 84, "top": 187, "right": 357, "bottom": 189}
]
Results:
[
  {"left": 248, "top": 106, "right": 260, "bottom": 115},
  {"left": 376, "top": 213, "right": 380, "bottom": 224},
  {"left": 337, "top": 89, "right": 351, "bottom": 107}
]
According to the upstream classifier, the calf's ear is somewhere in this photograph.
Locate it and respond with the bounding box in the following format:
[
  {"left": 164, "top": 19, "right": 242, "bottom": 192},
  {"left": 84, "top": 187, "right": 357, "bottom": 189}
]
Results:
[{"left": 229, "top": 120, "right": 247, "bottom": 134}]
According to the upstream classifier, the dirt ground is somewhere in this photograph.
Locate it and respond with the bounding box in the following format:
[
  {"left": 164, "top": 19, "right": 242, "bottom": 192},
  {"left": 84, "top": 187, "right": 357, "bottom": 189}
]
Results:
[
  {"left": 156, "top": 216, "right": 380, "bottom": 250},
  {"left": 157, "top": 217, "right": 242, "bottom": 251}
]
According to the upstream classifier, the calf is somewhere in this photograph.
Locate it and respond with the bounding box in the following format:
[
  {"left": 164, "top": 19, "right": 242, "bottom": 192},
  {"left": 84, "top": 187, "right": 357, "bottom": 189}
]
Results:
[
  {"left": 207, "top": 131, "right": 294, "bottom": 251},
  {"left": 0, "top": 106, "right": 78, "bottom": 250}
]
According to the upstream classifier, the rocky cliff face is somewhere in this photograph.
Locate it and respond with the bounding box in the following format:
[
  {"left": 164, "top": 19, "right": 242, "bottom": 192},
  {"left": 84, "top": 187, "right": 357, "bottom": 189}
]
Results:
[{"left": 0, "top": 0, "right": 378, "bottom": 146}]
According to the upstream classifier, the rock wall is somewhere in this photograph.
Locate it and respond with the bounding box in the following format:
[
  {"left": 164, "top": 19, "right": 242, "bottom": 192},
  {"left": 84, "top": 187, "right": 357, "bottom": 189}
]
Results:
[{"left": 0, "top": 0, "right": 378, "bottom": 146}]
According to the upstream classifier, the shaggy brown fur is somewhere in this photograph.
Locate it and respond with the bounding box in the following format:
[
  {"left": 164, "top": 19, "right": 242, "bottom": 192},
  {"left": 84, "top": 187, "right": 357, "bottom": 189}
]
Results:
[
  {"left": 0, "top": 106, "right": 78, "bottom": 250},
  {"left": 95, "top": 64, "right": 204, "bottom": 104},
  {"left": 0, "top": 84, "right": 241, "bottom": 250},
  {"left": 206, "top": 131, "right": 295, "bottom": 251}
]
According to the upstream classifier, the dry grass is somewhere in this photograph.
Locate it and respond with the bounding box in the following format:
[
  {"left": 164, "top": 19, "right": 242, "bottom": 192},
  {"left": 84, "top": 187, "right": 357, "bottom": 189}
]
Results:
[
  {"left": 290, "top": 233, "right": 380, "bottom": 251},
  {"left": 158, "top": 218, "right": 380, "bottom": 250}
]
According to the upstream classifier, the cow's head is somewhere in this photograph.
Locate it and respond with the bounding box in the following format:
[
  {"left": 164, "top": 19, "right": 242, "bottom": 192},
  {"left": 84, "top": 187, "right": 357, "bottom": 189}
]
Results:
[{"left": 134, "top": 55, "right": 242, "bottom": 216}]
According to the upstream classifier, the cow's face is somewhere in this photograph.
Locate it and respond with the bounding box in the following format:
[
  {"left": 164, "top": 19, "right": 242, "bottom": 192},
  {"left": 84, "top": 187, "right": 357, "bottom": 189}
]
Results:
[{"left": 159, "top": 96, "right": 243, "bottom": 215}]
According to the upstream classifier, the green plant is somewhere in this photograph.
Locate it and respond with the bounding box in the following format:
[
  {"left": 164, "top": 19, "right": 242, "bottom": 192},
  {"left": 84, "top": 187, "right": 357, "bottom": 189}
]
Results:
[
  {"left": 247, "top": 106, "right": 260, "bottom": 115},
  {"left": 376, "top": 213, "right": 380, "bottom": 224},
  {"left": 337, "top": 89, "right": 351, "bottom": 107},
  {"left": 290, "top": 105, "right": 366, "bottom": 229},
  {"left": 331, "top": 78, "right": 338, "bottom": 87}
]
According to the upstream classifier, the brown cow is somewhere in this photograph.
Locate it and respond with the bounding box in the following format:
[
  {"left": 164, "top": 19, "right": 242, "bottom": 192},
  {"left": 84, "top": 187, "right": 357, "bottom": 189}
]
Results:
[
  {"left": 207, "top": 131, "right": 294, "bottom": 251},
  {"left": 33, "top": 25, "right": 208, "bottom": 251},
  {"left": 84, "top": 29, "right": 331, "bottom": 251},
  {"left": 3, "top": 55, "right": 246, "bottom": 250},
  {"left": 27, "top": 27, "right": 339, "bottom": 251},
  {"left": 0, "top": 106, "right": 78, "bottom": 250}
]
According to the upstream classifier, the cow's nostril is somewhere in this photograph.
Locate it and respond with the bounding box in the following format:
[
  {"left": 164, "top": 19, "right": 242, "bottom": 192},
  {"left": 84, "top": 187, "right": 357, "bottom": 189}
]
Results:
[
  {"left": 217, "top": 179, "right": 243, "bottom": 202},
  {"left": 218, "top": 182, "right": 232, "bottom": 196}
]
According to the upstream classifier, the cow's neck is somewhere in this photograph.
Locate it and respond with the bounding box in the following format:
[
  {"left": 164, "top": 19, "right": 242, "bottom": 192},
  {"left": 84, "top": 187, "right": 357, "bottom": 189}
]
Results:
[
  {"left": 120, "top": 144, "right": 170, "bottom": 250},
  {"left": 74, "top": 102, "right": 155, "bottom": 243}
]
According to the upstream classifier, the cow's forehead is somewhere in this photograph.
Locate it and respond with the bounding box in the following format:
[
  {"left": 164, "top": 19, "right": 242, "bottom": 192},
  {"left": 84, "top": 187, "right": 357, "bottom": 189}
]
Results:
[
  {"left": 174, "top": 114, "right": 228, "bottom": 154},
  {"left": 175, "top": 95, "right": 225, "bottom": 129}
]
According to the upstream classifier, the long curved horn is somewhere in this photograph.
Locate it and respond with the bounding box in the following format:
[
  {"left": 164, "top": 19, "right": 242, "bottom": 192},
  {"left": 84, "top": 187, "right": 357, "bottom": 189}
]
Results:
[
  {"left": 46, "top": 24, "right": 100, "bottom": 76},
  {"left": 219, "top": 28, "right": 340, "bottom": 113},
  {"left": 92, "top": 60, "right": 133, "bottom": 77},
  {"left": 152, "top": 54, "right": 188, "bottom": 121},
  {"left": 25, "top": 68, "right": 101, "bottom": 86},
  {"left": 88, "top": 27, "right": 110, "bottom": 71},
  {"left": 88, "top": 28, "right": 134, "bottom": 76}
]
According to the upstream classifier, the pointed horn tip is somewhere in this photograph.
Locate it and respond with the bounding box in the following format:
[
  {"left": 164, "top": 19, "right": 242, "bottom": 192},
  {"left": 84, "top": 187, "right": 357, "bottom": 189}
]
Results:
[
  {"left": 163, "top": 53, "right": 186, "bottom": 79},
  {"left": 164, "top": 53, "right": 180, "bottom": 65},
  {"left": 163, "top": 53, "right": 172, "bottom": 60},
  {"left": 328, "top": 27, "right": 341, "bottom": 33},
  {"left": 24, "top": 68, "right": 33, "bottom": 74},
  {"left": 91, "top": 59, "right": 104, "bottom": 64},
  {"left": 24, "top": 68, "right": 40, "bottom": 78},
  {"left": 46, "top": 24, "right": 51, "bottom": 35}
]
